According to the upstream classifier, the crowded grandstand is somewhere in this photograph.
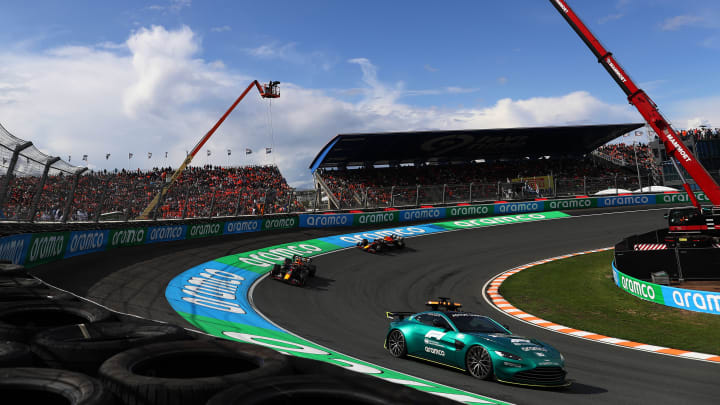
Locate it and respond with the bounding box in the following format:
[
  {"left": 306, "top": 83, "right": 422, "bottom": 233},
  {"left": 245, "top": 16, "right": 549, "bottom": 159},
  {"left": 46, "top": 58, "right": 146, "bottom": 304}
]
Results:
[{"left": 2, "top": 121, "right": 720, "bottom": 221}]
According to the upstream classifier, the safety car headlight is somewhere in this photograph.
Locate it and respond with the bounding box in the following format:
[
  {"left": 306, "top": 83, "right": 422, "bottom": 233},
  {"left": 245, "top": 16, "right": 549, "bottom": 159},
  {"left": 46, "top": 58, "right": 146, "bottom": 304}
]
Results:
[{"left": 494, "top": 350, "right": 522, "bottom": 361}]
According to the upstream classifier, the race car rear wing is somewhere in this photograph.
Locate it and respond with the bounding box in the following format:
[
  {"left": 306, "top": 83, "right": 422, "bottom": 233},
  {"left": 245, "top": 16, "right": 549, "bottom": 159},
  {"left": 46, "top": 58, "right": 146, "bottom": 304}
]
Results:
[{"left": 386, "top": 311, "right": 414, "bottom": 320}]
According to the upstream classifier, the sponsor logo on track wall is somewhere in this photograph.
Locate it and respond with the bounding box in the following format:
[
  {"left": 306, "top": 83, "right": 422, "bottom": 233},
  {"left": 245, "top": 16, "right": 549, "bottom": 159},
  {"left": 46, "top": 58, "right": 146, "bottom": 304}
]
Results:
[
  {"left": 398, "top": 207, "right": 446, "bottom": 222},
  {"left": 108, "top": 228, "right": 146, "bottom": 248},
  {"left": 353, "top": 211, "right": 398, "bottom": 226},
  {"left": 613, "top": 264, "right": 720, "bottom": 315},
  {"left": 187, "top": 223, "right": 223, "bottom": 239},
  {"left": 493, "top": 201, "right": 543, "bottom": 214},
  {"left": 224, "top": 219, "right": 262, "bottom": 235},
  {"left": 213, "top": 239, "right": 340, "bottom": 273},
  {"left": 65, "top": 230, "right": 109, "bottom": 258},
  {"left": 300, "top": 213, "right": 354, "bottom": 228},
  {"left": 446, "top": 204, "right": 493, "bottom": 218},
  {"left": 656, "top": 192, "right": 708, "bottom": 204},
  {"left": 146, "top": 225, "right": 187, "bottom": 243},
  {"left": 544, "top": 198, "right": 596, "bottom": 210},
  {"left": 25, "top": 232, "right": 69, "bottom": 267},
  {"left": 262, "top": 216, "right": 298, "bottom": 231},
  {"left": 598, "top": 195, "right": 652, "bottom": 207},
  {"left": 0, "top": 233, "right": 31, "bottom": 264},
  {"left": 613, "top": 268, "right": 664, "bottom": 304}
]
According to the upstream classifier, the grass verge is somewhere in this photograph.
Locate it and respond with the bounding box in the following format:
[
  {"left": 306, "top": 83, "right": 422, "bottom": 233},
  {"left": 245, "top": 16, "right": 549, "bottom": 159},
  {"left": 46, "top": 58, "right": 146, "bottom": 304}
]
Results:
[{"left": 499, "top": 250, "right": 720, "bottom": 355}]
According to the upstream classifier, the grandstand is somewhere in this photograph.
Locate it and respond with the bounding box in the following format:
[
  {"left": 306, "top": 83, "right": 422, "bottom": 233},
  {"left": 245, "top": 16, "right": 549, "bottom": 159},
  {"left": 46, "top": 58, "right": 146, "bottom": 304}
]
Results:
[
  {"left": 0, "top": 121, "right": 694, "bottom": 222},
  {"left": 309, "top": 123, "right": 659, "bottom": 210}
]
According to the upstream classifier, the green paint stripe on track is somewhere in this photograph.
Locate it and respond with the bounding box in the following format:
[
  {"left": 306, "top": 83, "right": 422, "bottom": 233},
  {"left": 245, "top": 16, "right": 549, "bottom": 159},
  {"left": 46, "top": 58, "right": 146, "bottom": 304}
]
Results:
[{"left": 178, "top": 311, "right": 509, "bottom": 404}]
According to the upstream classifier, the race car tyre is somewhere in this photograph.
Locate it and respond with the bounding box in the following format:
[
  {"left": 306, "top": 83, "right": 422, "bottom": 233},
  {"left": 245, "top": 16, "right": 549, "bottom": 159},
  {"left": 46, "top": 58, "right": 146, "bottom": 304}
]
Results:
[
  {"left": 297, "top": 270, "right": 308, "bottom": 286},
  {"left": 98, "top": 339, "right": 290, "bottom": 405},
  {"left": 0, "top": 263, "right": 28, "bottom": 277},
  {"left": 0, "top": 276, "right": 43, "bottom": 289},
  {"left": 0, "top": 341, "right": 34, "bottom": 367},
  {"left": 308, "top": 264, "right": 317, "bottom": 277},
  {"left": 387, "top": 329, "right": 407, "bottom": 358},
  {"left": 32, "top": 321, "right": 191, "bottom": 375},
  {"left": 206, "top": 375, "right": 391, "bottom": 405},
  {"left": 0, "top": 301, "right": 114, "bottom": 342},
  {"left": 466, "top": 345, "right": 494, "bottom": 380},
  {"left": 271, "top": 264, "right": 281, "bottom": 277},
  {"left": 0, "top": 367, "right": 116, "bottom": 405}
]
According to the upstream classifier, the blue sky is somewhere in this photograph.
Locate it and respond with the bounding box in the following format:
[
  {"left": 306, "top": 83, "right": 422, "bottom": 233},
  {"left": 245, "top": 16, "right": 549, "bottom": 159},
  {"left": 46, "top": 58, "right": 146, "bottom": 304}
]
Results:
[{"left": 1, "top": 0, "right": 719, "bottom": 187}]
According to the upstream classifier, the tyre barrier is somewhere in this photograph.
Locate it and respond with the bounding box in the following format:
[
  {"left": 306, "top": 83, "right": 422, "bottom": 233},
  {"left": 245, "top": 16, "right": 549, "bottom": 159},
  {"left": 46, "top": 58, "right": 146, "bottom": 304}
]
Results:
[
  {"left": 0, "top": 286, "right": 76, "bottom": 303},
  {"left": 0, "top": 300, "right": 114, "bottom": 342},
  {"left": 0, "top": 263, "right": 28, "bottom": 277},
  {"left": 32, "top": 322, "right": 192, "bottom": 376},
  {"left": 0, "top": 341, "right": 34, "bottom": 367},
  {"left": 0, "top": 276, "right": 44, "bottom": 289},
  {"left": 98, "top": 340, "right": 291, "bottom": 405},
  {"left": 0, "top": 271, "right": 456, "bottom": 404},
  {"left": 0, "top": 367, "right": 116, "bottom": 405}
]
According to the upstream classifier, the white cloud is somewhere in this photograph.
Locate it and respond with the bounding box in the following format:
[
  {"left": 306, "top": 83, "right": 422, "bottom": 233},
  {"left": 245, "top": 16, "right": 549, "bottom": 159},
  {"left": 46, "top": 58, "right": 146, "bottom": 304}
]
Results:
[
  {"left": 660, "top": 15, "right": 704, "bottom": 31},
  {"left": 0, "top": 27, "right": 642, "bottom": 190},
  {"left": 211, "top": 25, "right": 231, "bottom": 33}
]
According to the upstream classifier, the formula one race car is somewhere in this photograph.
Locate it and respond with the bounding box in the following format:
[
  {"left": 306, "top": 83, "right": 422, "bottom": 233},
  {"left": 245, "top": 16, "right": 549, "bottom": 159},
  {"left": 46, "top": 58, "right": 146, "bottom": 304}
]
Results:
[
  {"left": 269, "top": 255, "right": 317, "bottom": 286},
  {"left": 384, "top": 298, "right": 568, "bottom": 388},
  {"left": 356, "top": 234, "right": 406, "bottom": 253}
]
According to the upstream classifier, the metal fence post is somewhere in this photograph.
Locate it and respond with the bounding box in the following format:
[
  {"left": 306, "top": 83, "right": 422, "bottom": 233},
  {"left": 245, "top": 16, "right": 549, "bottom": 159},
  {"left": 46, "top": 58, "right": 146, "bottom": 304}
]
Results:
[
  {"left": 583, "top": 176, "right": 587, "bottom": 196},
  {"left": 415, "top": 185, "right": 420, "bottom": 206},
  {"left": 469, "top": 183, "right": 473, "bottom": 203},
  {"left": 442, "top": 184, "right": 446, "bottom": 204},
  {"left": 62, "top": 168, "right": 87, "bottom": 223},
  {"left": 391, "top": 186, "right": 395, "bottom": 207},
  {"left": 28, "top": 157, "right": 60, "bottom": 222}
]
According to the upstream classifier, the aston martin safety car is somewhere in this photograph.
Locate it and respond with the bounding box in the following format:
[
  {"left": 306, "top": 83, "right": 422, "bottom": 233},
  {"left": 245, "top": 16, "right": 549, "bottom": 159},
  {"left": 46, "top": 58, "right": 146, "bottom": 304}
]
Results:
[
  {"left": 269, "top": 255, "right": 317, "bottom": 286},
  {"left": 385, "top": 298, "right": 568, "bottom": 387},
  {"left": 356, "top": 234, "right": 406, "bottom": 253}
]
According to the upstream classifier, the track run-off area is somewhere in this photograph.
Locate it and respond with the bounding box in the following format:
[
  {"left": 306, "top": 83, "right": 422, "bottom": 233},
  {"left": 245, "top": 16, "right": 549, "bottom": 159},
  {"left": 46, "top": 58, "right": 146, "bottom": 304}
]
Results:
[{"left": 34, "top": 207, "right": 720, "bottom": 404}]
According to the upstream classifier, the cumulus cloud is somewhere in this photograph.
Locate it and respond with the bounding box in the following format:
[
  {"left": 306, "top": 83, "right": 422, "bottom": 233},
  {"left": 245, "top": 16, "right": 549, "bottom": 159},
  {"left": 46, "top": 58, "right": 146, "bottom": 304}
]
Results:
[{"left": 0, "top": 25, "right": 642, "bottom": 189}]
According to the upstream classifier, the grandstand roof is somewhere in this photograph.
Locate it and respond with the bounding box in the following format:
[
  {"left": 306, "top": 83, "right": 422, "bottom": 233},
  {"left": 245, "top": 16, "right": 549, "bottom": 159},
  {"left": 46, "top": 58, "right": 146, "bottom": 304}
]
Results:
[{"left": 309, "top": 123, "right": 644, "bottom": 172}]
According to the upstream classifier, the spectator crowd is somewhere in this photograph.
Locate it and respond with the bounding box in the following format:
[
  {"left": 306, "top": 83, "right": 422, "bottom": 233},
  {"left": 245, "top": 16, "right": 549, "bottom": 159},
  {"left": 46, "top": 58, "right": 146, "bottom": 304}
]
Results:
[{"left": 1, "top": 165, "right": 297, "bottom": 221}]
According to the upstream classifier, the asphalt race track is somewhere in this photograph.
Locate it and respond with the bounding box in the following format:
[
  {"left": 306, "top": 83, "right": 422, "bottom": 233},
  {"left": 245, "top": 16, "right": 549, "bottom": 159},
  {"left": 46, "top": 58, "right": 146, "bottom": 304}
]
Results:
[
  {"left": 254, "top": 209, "right": 720, "bottom": 405},
  {"left": 32, "top": 208, "right": 720, "bottom": 404}
]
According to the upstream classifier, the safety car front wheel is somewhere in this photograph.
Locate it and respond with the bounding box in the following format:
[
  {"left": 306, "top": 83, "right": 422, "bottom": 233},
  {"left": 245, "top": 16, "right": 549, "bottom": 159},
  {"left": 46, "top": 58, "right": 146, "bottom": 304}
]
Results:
[{"left": 466, "top": 346, "right": 493, "bottom": 380}]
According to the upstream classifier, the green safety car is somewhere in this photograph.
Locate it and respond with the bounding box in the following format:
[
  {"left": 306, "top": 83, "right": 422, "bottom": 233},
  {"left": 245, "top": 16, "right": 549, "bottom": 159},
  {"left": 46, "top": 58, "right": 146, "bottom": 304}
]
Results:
[{"left": 384, "top": 298, "right": 569, "bottom": 387}]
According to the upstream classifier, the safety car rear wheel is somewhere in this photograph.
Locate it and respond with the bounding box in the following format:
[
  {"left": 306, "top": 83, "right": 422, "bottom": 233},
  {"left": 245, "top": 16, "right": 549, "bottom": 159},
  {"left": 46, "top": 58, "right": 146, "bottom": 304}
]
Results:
[
  {"left": 466, "top": 345, "right": 493, "bottom": 380},
  {"left": 387, "top": 330, "right": 407, "bottom": 358}
]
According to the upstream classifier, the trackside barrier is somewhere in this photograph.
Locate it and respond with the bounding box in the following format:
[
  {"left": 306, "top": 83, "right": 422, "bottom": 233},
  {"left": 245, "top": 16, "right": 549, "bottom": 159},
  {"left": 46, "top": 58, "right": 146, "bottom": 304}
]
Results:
[
  {"left": 0, "top": 191, "right": 705, "bottom": 267},
  {"left": 612, "top": 262, "right": 720, "bottom": 315},
  {"left": 166, "top": 212, "right": 570, "bottom": 405}
]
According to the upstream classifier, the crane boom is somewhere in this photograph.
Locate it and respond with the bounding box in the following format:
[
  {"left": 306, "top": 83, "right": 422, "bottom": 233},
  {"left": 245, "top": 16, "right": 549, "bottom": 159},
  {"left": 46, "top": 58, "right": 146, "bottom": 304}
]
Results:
[
  {"left": 549, "top": 0, "right": 720, "bottom": 207},
  {"left": 137, "top": 80, "right": 280, "bottom": 219}
]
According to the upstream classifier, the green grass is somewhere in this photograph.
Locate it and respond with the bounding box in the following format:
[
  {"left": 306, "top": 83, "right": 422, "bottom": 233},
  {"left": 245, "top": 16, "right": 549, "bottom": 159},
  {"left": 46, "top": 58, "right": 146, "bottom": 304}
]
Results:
[{"left": 499, "top": 251, "right": 720, "bottom": 355}]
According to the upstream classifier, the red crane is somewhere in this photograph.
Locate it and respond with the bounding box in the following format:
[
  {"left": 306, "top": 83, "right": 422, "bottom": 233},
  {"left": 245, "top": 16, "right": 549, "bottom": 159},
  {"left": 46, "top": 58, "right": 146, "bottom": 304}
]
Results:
[
  {"left": 549, "top": 0, "right": 720, "bottom": 241},
  {"left": 137, "top": 80, "right": 280, "bottom": 219}
]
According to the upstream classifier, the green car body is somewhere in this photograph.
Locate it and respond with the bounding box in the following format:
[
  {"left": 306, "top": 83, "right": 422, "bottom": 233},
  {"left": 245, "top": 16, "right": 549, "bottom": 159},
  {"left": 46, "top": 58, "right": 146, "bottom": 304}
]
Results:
[{"left": 385, "top": 310, "right": 568, "bottom": 387}]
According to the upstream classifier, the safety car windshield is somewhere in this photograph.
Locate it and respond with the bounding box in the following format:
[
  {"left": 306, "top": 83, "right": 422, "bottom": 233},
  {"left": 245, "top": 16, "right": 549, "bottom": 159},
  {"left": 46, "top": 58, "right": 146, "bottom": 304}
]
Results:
[{"left": 449, "top": 313, "right": 508, "bottom": 334}]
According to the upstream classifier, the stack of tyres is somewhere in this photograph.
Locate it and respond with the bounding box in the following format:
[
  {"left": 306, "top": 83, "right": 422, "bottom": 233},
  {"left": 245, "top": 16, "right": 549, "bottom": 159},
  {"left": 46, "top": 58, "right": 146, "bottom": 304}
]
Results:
[
  {"left": 0, "top": 263, "right": 457, "bottom": 404},
  {"left": 0, "top": 263, "right": 119, "bottom": 404}
]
